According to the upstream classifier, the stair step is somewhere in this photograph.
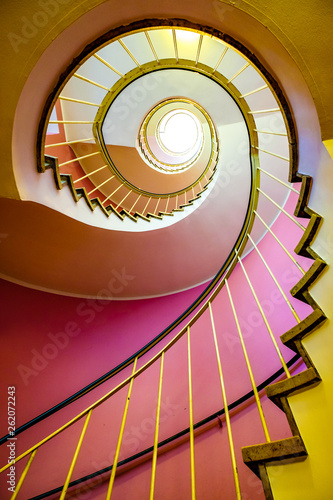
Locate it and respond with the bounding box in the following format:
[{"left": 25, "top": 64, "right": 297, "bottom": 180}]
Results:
[
  {"left": 266, "top": 367, "right": 321, "bottom": 411},
  {"left": 147, "top": 212, "right": 163, "bottom": 220},
  {"left": 242, "top": 436, "right": 306, "bottom": 478}
]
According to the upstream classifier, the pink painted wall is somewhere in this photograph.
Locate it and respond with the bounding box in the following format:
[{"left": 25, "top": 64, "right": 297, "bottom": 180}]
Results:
[{"left": 0, "top": 190, "right": 314, "bottom": 498}]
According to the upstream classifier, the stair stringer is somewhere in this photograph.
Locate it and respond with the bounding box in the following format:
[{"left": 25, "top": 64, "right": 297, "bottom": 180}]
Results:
[
  {"left": 241, "top": 172, "right": 328, "bottom": 500},
  {"left": 44, "top": 155, "right": 216, "bottom": 222}
]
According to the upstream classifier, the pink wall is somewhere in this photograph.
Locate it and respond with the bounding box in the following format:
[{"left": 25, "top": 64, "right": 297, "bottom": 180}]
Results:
[{"left": 0, "top": 192, "right": 313, "bottom": 498}]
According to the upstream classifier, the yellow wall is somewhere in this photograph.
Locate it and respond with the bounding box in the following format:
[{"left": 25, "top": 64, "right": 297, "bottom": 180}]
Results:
[{"left": 267, "top": 141, "right": 333, "bottom": 499}]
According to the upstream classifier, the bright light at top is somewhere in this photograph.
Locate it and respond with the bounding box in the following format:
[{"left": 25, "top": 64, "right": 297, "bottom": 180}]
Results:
[
  {"left": 158, "top": 111, "right": 200, "bottom": 155},
  {"left": 175, "top": 29, "right": 199, "bottom": 43}
]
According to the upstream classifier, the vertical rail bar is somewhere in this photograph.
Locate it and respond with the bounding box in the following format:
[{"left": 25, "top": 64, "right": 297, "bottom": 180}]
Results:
[
  {"left": 118, "top": 39, "right": 141, "bottom": 67},
  {"left": 239, "top": 85, "right": 268, "bottom": 98},
  {"left": 237, "top": 255, "right": 291, "bottom": 378},
  {"left": 195, "top": 35, "right": 203, "bottom": 66},
  {"left": 58, "top": 96, "right": 100, "bottom": 106},
  {"left": 129, "top": 194, "right": 142, "bottom": 213},
  {"left": 258, "top": 167, "right": 300, "bottom": 193},
  {"left": 143, "top": 197, "right": 152, "bottom": 215},
  {"left": 59, "top": 410, "right": 92, "bottom": 500},
  {"left": 106, "top": 358, "right": 138, "bottom": 500},
  {"left": 254, "top": 146, "right": 289, "bottom": 161},
  {"left": 154, "top": 198, "right": 161, "bottom": 216},
  {"left": 116, "top": 190, "right": 132, "bottom": 210},
  {"left": 257, "top": 188, "right": 306, "bottom": 230},
  {"left": 145, "top": 32, "right": 160, "bottom": 63},
  {"left": 45, "top": 137, "right": 95, "bottom": 148},
  {"left": 227, "top": 62, "right": 250, "bottom": 83},
  {"left": 254, "top": 210, "right": 305, "bottom": 274},
  {"left": 59, "top": 151, "right": 100, "bottom": 167},
  {"left": 209, "top": 303, "right": 242, "bottom": 499},
  {"left": 150, "top": 352, "right": 165, "bottom": 500},
  {"left": 73, "top": 73, "right": 109, "bottom": 90},
  {"left": 10, "top": 450, "right": 37, "bottom": 500},
  {"left": 172, "top": 29, "right": 179, "bottom": 63},
  {"left": 247, "top": 234, "right": 301, "bottom": 323},
  {"left": 254, "top": 129, "right": 287, "bottom": 137},
  {"left": 224, "top": 282, "right": 271, "bottom": 442},
  {"left": 74, "top": 165, "right": 108, "bottom": 184},
  {"left": 94, "top": 54, "right": 124, "bottom": 77},
  {"left": 213, "top": 46, "right": 228, "bottom": 73},
  {"left": 164, "top": 196, "right": 170, "bottom": 214},
  {"left": 88, "top": 176, "right": 114, "bottom": 196},
  {"left": 187, "top": 326, "right": 196, "bottom": 500}
]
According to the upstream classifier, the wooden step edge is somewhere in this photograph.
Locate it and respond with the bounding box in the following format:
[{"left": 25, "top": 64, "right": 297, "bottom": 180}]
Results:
[
  {"left": 242, "top": 436, "right": 307, "bottom": 478},
  {"left": 158, "top": 211, "right": 174, "bottom": 217},
  {"left": 294, "top": 212, "right": 323, "bottom": 258},
  {"left": 179, "top": 201, "right": 194, "bottom": 209},
  {"left": 146, "top": 212, "right": 163, "bottom": 220},
  {"left": 188, "top": 195, "right": 201, "bottom": 203},
  {"left": 105, "top": 204, "right": 125, "bottom": 220},
  {"left": 90, "top": 198, "right": 110, "bottom": 217},
  {"left": 172, "top": 207, "right": 184, "bottom": 212},
  {"left": 290, "top": 258, "right": 327, "bottom": 302},
  {"left": 134, "top": 212, "right": 151, "bottom": 222},
  {"left": 44, "top": 156, "right": 62, "bottom": 190},
  {"left": 75, "top": 187, "right": 94, "bottom": 211},
  {"left": 294, "top": 175, "right": 312, "bottom": 218},
  {"left": 265, "top": 367, "right": 321, "bottom": 411},
  {"left": 281, "top": 308, "right": 327, "bottom": 350},
  {"left": 120, "top": 209, "right": 138, "bottom": 223}
]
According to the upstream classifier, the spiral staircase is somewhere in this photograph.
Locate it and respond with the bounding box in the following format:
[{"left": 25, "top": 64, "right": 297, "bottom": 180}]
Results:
[{"left": 0, "top": 3, "right": 332, "bottom": 500}]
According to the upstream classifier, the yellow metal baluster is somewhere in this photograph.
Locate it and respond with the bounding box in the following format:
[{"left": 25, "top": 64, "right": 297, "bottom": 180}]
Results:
[
  {"left": 239, "top": 85, "right": 268, "bottom": 98},
  {"left": 116, "top": 190, "right": 132, "bottom": 210},
  {"left": 172, "top": 29, "right": 179, "bottom": 63},
  {"left": 74, "top": 165, "right": 108, "bottom": 184},
  {"left": 45, "top": 137, "right": 94, "bottom": 148},
  {"left": 129, "top": 194, "right": 142, "bottom": 214},
  {"left": 225, "top": 282, "right": 271, "bottom": 442},
  {"left": 106, "top": 358, "right": 138, "bottom": 500},
  {"left": 212, "top": 46, "right": 228, "bottom": 74},
  {"left": 60, "top": 409, "right": 92, "bottom": 500},
  {"left": 58, "top": 96, "right": 100, "bottom": 106},
  {"left": 258, "top": 167, "right": 300, "bottom": 193},
  {"left": 254, "top": 210, "right": 305, "bottom": 274},
  {"left": 209, "top": 302, "right": 242, "bottom": 500},
  {"left": 187, "top": 326, "right": 196, "bottom": 500},
  {"left": 10, "top": 449, "right": 37, "bottom": 500},
  {"left": 237, "top": 254, "right": 291, "bottom": 378},
  {"left": 254, "top": 146, "right": 289, "bottom": 161},
  {"left": 88, "top": 176, "right": 114, "bottom": 196},
  {"left": 257, "top": 188, "right": 306, "bottom": 230},
  {"left": 150, "top": 352, "right": 165, "bottom": 500},
  {"left": 94, "top": 54, "right": 124, "bottom": 77},
  {"left": 145, "top": 32, "right": 159, "bottom": 63},
  {"left": 247, "top": 234, "right": 301, "bottom": 323},
  {"left": 59, "top": 151, "right": 100, "bottom": 167}
]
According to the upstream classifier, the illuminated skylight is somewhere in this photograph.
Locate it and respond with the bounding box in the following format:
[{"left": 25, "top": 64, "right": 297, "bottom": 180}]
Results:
[{"left": 158, "top": 110, "right": 200, "bottom": 155}]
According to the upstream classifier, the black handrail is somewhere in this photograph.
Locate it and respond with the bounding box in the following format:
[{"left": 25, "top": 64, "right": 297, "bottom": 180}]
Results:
[{"left": 28, "top": 353, "right": 300, "bottom": 500}]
